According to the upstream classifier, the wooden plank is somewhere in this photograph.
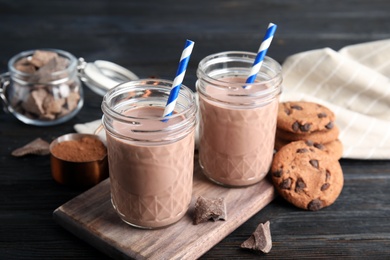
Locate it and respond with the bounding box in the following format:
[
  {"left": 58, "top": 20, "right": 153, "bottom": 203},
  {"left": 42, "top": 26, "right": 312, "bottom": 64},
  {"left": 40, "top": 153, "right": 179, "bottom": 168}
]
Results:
[{"left": 53, "top": 158, "right": 275, "bottom": 259}]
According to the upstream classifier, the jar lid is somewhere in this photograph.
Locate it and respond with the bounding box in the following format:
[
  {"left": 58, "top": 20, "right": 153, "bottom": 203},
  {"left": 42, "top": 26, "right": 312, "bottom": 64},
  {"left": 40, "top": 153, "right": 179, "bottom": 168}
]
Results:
[{"left": 78, "top": 59, "right": 139, "bottom": 96}]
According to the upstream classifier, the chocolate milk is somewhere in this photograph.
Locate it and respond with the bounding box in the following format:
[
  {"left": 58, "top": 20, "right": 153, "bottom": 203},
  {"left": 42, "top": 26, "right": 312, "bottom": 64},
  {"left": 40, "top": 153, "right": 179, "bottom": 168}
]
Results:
[
  {"left": 198, "top": 77, "right": 279, "bottom": 186},
  {"left": 106, "top": 106, "right": 195, "bottom": 228}
]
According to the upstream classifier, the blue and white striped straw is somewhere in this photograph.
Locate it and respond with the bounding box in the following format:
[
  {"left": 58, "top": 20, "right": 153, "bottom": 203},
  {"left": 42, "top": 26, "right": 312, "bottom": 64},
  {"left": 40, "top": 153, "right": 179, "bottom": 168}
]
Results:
[
  {"left": 163, "top": 39, "right": 195, "bottom": 118},
  {"left": 245, "top": 23, "right": 277, "bottom": 85}
]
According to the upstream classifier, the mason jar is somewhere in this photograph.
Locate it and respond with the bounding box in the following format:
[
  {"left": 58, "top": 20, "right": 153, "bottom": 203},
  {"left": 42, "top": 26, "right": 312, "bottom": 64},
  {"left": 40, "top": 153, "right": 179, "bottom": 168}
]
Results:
[
  {"left": 196, "top": 51, "right": 282, "bottom": 187},
  {"left": 0, "top": 49, "right": 83, "bottom": 126},
  {"left": 101, "top": 79, "right": 197, "bottom": 229}
]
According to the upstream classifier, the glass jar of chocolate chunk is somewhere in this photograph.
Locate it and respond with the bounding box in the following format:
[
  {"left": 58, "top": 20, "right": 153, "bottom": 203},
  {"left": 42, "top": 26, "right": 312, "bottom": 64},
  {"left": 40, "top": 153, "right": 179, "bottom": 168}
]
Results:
[
  {"left": 0, "top": 49, "right": 83, "bottom": 126},
  {"left": 1, "top": 49, "right": 139, "bottom": 126}
]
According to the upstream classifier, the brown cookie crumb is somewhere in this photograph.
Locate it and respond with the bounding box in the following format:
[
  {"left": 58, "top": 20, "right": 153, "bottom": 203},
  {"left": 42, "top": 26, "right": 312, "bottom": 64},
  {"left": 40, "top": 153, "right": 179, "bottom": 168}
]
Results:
[
  {"left": 241, "top": 221, "right": 272, "bottom": 254},
  {"left": 193, "top": 196, "right": 226, "bottom": 225},
  {"left": 11, "top": 138, "right": 50, "bottom": 157}
]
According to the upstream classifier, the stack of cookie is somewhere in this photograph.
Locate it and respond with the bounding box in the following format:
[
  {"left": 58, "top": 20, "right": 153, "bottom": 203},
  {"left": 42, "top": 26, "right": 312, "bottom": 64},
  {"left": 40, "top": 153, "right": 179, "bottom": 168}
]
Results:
[
  {"left": 271, "top": 101, "right": 344, "bottom": 211},
  {"left": 275, "top": 101, "right": 343, "bottom": 160}
]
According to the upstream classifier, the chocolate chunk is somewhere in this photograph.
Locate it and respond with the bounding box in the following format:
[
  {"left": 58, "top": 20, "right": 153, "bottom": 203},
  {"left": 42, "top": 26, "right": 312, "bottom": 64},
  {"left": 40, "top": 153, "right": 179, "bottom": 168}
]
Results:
[
  {"left": 308, "top": 199, "right": 323, "bottom": 211},
  {"left": 30, "top": 50, "right": 59, "bottom": 68},
  {"left": 241, "top": 221, "right": 272, "bottom": 254},
  {"left": 284, "top": 108, "right": 291, "bottom": 115},
  {"left": 36, "top": 57, "right": 68, "bottom": 83},
  {"left": 317, "top": 112, "right": 327, "bottom": 118},
  {"left": 305, "top": 140, "right": 314, "bottom": 146},
  {"left": 321, "top": 183, "right": 330, "bottom": 191},
  {"left": 11, "top": 138, "right": 50, "bottom": 157},
  {"left": 291, "top": 105, "right": 303, "bottom": 110},
  {"left": 295, "top": 178, "right": 306, "bottom": 192},
  {"left": 272, "top": 169, "right": 283, "bottom": 178},
  {"left": 313, "top": 143, "right": 325, "bottom": 150},
  {"left": 297, "top": 148, "right": 309, "bottom": 153},
  {"left": 325, "top": 170, "right": 331, "bottom": 182},
  {"left": 193, "top": 196, "right": 227, "bottom": 225},
  {"left": 280, "top": 178, "right": 292, "bottom": 189},
  {"left": 42, "top": 95, "right": 65, "bottom": 114},
  {"left": 291, "top": 121, "right": 312, "bottom": 132},
  {"left": 21, "top": 88, "right": 48, "bottom": 116},
  {"left": 66, "top": 92, "right": 80, "bottom": 111},
  {"left": 299, "top": 123, "right": 311, "bottom": 132},
  {"left": 309, "top": 159, "right": 319, "bottom": 169},
  {"left": 292, "top": 121, "right": 300, "bottom": 132},
  {"left": 14, "top": 57, "right": 37, "bottom": 73},
  {"left": 40, "top": 112, "right": 56, "bottom": 120},
  {"left": 325, "top": 121, "right": 334, "bottom": 129}
]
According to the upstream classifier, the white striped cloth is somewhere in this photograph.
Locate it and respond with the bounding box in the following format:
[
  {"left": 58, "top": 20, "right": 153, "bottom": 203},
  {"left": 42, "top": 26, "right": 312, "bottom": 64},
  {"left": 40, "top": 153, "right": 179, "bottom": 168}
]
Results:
[{"left": 281, "top": 39, "right": 390, "bottom": 159}]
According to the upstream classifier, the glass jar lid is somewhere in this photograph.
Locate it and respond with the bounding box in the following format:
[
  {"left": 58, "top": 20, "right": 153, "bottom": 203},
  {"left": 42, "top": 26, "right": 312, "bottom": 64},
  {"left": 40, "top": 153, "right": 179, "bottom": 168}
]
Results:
[{"left": 78, "top": 58, "right": 139, "bottom": 97}]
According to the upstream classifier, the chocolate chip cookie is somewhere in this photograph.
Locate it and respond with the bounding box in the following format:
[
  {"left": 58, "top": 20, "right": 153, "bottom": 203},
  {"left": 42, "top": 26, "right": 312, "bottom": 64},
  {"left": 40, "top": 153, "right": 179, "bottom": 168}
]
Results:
[
  {"left": 277, "top": 102, "right": 335, "bottom": 134},
  {"left": 271, "top": 140, "right": 344, "bottom": 211},
  {"left": 275, "top": 138, "right": 343, "bottom": 160},
  {"left": 276, "top": 125, "right": 339, "bottom": 144}
]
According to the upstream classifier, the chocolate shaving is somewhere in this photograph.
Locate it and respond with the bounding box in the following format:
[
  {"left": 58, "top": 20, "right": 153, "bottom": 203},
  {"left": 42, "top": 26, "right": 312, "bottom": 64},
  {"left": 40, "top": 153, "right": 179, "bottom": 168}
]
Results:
[
  {"left": 11, "top": 138, "right": 50, "bottom": 157},
  {"left": 241, "top": 221, "right": 272, "bottom": 254},
  {"left": 193, "top": 196, "right": 226, "bottom": 225}
]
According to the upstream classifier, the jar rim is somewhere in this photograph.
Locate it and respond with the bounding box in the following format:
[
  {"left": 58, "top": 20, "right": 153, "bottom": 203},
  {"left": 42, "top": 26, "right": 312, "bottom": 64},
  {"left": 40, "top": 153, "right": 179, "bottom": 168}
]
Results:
[
  {"left": 196, "top": 51, "right": 283, "bottom": 107},
  {"left": 101, "top": 78, "right": 197, "bottom": 144},
  {"left": 102, "top": 78, "right": 197, "bottom": 123},
  {"left": 197, "top": 51, "right": 282, "bottom": 88}
]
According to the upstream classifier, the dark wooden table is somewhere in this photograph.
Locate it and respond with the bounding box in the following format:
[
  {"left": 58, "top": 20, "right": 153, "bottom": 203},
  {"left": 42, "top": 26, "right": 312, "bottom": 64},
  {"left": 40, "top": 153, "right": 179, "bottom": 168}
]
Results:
[{"left": 1, "top": 0, "right": 390, "bottom": 259}]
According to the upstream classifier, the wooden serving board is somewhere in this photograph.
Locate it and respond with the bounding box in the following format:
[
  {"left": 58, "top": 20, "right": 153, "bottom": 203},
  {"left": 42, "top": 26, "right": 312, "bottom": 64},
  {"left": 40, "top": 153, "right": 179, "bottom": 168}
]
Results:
[{"left": 53, "top": 158, "right": 275, "bottom": 259}]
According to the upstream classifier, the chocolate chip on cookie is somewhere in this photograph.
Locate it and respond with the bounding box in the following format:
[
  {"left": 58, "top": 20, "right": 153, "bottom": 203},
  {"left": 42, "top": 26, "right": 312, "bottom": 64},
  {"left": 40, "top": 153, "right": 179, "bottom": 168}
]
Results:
[
  {"left": 277, "top": 102, "right": 335, "bottom": 134},
  {"left": 271, "top": 140, "right": 344, "bottom": 211},
  {"left": 306, "top": 139, "right": 343, "bottom": 161}
]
